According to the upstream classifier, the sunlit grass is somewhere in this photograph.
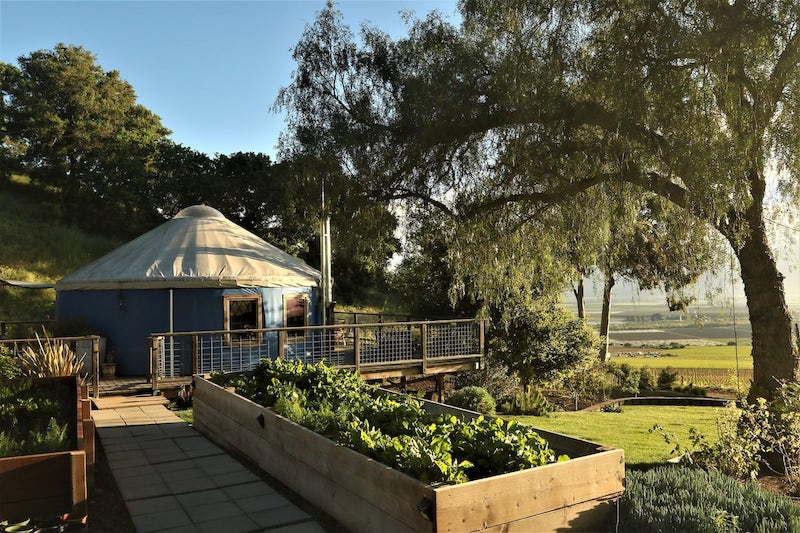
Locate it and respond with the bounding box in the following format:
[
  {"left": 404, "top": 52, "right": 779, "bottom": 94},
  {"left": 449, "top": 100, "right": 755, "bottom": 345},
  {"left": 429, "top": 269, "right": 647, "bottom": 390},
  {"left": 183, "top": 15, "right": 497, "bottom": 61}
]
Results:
[
  {"left": 512, "top": 405, "right": 724, "bottom": 467},
  {"left": 0, "top": 177, "right": 121, "bottom": 320},
  {"left": 616, "top": 345, "right": 753, "bottom": 369}
]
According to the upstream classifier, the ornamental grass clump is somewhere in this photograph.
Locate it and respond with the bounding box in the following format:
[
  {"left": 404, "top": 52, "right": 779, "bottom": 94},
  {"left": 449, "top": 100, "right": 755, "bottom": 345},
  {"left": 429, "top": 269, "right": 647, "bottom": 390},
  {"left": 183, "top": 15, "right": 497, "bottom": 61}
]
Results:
[
  {"left": 212, "top": 359, "right": 568, "bottom": 485},
  {"left": 16, "top": 331, "right": 85, "bottom": 383}
]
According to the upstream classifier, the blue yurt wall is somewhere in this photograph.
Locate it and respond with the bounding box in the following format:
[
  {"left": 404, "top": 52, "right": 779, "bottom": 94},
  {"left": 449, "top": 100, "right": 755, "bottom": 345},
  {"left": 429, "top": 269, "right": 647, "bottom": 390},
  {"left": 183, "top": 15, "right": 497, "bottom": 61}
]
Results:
[{"left": 55, "top": 206, "right": 322, "bottom": 375}]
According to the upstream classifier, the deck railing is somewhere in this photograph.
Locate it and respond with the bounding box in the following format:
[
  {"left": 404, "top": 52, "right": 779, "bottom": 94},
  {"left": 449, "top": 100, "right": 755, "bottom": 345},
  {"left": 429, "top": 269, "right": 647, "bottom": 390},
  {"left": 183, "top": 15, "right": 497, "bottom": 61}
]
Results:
[
  {"left": 149, "top": 319, "right": 484, "bottom": 389},
  {"left": 0, "top": 335, "right": 102, "bottom": 398}
]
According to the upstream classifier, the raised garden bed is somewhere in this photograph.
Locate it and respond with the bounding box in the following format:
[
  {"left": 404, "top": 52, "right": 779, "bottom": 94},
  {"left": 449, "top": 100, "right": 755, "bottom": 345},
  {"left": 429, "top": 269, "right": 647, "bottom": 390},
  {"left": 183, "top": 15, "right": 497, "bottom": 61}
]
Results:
[
  {"left": 193, "top": 371, "right": 624, "bottom": 532},
  {"left": 0, "top": 376, "right": 93, "bottom": 522}
]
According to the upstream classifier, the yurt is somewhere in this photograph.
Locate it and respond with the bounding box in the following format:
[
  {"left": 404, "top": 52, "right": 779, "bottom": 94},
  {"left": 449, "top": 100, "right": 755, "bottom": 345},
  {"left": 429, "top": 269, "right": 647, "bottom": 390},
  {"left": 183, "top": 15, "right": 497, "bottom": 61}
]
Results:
[{"left": 55, "top": 205, "right": 322, "bottom": 375}]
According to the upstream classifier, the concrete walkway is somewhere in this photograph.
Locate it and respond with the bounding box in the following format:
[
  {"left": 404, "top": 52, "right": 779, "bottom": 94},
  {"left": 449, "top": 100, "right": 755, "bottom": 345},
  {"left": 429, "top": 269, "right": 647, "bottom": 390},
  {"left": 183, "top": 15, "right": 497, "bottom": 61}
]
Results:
[{"left": 92, "top": 405, "right": 331, "bottom": 533}]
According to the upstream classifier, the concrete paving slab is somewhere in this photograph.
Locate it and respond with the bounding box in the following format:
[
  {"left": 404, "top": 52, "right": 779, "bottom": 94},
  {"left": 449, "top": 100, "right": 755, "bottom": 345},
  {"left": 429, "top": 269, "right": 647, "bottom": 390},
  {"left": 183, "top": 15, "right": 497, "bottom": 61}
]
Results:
[
  {"left": 126, "top": 495, "right": 183, "bottom": 516},
  {"left": 269, "top": 521, "right": 328, "bottom": 533},
  {"left": 93, "top": 401, "right": 336, "bottom": 532},
  {"left": 249, "top": 504, "right": 311, "bottom": 529},
  {"left": 131, "top": 507, "right": 194, "bottom": 533},
  {"left": 195, "top": 513, "right": 259, "bottom": 533},
  {"left": 235, "top": 491, "right": 293, "bottom": 513}
]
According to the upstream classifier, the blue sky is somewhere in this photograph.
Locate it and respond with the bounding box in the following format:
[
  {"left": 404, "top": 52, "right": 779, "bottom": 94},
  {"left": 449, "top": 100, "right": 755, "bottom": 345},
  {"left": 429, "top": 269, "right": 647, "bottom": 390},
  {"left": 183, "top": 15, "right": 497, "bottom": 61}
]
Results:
[
  {"left": 1, "top": 0, "right": 457, "bottom": 158},
  {"left": 3, "top": 1, "right": 798, "bottom": 307}
]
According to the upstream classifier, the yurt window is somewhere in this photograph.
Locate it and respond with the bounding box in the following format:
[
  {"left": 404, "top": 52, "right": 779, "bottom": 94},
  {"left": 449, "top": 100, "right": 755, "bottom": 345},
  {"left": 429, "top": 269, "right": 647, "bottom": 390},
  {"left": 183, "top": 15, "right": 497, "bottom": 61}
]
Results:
[
  {"left": 224, "top": 295, "right": 263, "bottom": 344},
  {"left": 284, "top": 294, "right": 309, "bottom": 339}
]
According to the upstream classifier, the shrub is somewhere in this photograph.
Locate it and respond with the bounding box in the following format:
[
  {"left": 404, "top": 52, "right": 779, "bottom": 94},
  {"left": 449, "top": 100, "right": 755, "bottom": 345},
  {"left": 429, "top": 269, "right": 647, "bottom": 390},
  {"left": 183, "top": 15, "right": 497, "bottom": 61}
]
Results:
[
  {"left": 455, "top": 351, "right": 520, "bottom": 402},
  {"left": 638, "top": 365, "right": 654, "bottom": 392},
  {"left": 674, "top": 382, "right": 707, "bottom": 396},
  {"left": 657, "top": 366, "right": 678, "bottom": 389},
  {"left": 0, "top": 345, "right": 21, "bottom": 379},
  {"left": 659, "top": 382, "right": 800, "bottom": 494},
  {"left": 618, "top": 466, "right": 800, "bottom": 532},
  {"left": 606, "top": 362, "right": 640, "bottom": 396},
  {"left": 557, "top": 359, "right": 613, "bottom": 410},
  {"left": 0, "top": 378, "right": 75, "bottom": 458},
  {"left": 501, "top": 386, "right": 553, "bottom": 416},
  {"left": 447, "top": 386, "right": 496, "bottom": 414},
  {"left": 490, "top": 299, "right": 600, "bottom": 384}
]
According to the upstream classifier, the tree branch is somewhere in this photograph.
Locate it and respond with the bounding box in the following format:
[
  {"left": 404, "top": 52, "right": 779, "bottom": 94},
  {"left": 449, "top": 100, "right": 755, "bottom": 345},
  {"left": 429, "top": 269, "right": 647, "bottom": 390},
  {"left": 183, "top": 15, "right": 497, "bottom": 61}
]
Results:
[{"left": 764, "top": 25, "right": 800, "bottom": 123}]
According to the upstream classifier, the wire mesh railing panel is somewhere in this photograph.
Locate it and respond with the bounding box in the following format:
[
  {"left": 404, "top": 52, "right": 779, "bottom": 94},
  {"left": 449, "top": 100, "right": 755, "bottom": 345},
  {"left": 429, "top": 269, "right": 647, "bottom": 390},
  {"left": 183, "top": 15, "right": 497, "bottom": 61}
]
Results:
[
  {"left": 151, "top": 319, "right": 482, "bottom": 378},
  {"left": 359, "top": 324, "right": 418, "bottom": 364},
  {"left": 196, "top": 332, "right": 277, "bottom": 374},
  {"left": 426, "top": 322, "right": 480, "bottom": 359},
  {"left": 282, "top": 329, "right": 350, "bottom": 366}
]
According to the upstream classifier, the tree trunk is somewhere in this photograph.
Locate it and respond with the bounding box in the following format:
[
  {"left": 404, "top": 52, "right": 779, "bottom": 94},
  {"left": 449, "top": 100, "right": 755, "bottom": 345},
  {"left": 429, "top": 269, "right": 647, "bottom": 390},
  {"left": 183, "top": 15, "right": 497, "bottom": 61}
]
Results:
[
  {"left": 733, "top": 171, "right": 800, "bottom": 401},
  {"left": 573, "top": 278, "right": 585, "bottom": 320},
  {"left": 737, "top": 233, "right": 799, "bottom": 401},
  {"left": 599, "top": 272, "right": 614, "bottom": 361}
]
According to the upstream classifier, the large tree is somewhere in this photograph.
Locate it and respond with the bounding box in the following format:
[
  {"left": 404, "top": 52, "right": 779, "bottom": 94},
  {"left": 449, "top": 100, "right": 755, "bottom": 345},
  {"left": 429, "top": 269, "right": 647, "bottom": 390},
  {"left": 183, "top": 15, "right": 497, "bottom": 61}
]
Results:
[
  {"left": 278, "top": 1, "right": 800, "bottom": 398},
  {"left": 3, "top": 44, "right": 169, "bottom": 229}
]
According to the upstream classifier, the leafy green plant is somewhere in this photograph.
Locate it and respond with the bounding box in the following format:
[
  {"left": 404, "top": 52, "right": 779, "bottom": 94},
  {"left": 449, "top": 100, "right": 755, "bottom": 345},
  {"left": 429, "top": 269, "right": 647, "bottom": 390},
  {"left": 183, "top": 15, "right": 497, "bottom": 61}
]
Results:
[
  {"left": 617, "top": 466, "right": 800, "bottom": 532},
  {"left": 0, "top": 345, "right": 21, "bottom": 379},
  {"left": 211, "top": 359, "right": 567, "bottom": 485},
  {"left": 656, "top": 382, "right": 800, "bottom": 494},
  {"left": 447, "top": 386, "right": 496, "bottom": 414},
  {"left": 0, "top": 378, "right": 75, "bottom": 458}
]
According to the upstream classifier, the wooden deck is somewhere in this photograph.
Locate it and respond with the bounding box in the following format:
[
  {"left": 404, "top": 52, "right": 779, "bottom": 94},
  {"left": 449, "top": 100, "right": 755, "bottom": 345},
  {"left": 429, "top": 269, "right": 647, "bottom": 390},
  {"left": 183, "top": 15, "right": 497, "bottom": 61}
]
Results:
[{"left": 90, "top": 376, "right": 192, "bottom": 399}]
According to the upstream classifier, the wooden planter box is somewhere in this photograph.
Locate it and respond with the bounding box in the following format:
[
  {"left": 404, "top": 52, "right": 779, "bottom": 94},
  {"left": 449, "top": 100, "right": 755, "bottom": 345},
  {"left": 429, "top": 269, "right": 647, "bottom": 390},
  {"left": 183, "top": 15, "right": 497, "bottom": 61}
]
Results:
[
  {"left": 0, "top": 377, "right": 93, "bottom": 522},
  {"left": 193, "top": 376, "right": 624, "bottom": 532}
]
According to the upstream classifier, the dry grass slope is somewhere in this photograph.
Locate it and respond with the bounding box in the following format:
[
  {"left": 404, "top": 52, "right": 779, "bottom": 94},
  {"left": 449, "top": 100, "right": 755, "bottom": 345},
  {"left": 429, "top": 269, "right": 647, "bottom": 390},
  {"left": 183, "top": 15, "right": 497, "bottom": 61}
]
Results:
[{"left": 0, "top": 177, "right": 121, "bottom": 321}]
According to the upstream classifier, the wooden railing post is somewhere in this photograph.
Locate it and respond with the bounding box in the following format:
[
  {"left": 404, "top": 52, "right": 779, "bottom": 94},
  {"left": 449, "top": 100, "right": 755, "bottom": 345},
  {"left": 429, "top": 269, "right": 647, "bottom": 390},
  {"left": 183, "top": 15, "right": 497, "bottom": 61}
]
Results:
[
  {"left": 150, "top": 336, "right": 159, "bottom": 392},
  {"left": 479, "top": 319, "right": 485, "bottom": 366},
  {"left": 421, "top": 323, "right": 428, "bottom": 375},
  {"left": 354, "top": 326, "right": 361, "bottom": 371},
  {"left": 91, "top": 336, "right": 100, "bottom": 399},
  {"left": 278, "top": 330, "right": 286, "bottom": 360},
  {"left": 192, "top": 335, "right": 199, "bottom": 375}
]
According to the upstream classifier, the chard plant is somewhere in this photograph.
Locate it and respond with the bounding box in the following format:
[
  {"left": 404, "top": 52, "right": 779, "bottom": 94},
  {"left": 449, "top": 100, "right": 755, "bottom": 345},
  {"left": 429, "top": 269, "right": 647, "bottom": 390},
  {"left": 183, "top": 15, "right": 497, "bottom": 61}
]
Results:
[{"left": 212, "top": 359, "right": 568, "bottom": 485}]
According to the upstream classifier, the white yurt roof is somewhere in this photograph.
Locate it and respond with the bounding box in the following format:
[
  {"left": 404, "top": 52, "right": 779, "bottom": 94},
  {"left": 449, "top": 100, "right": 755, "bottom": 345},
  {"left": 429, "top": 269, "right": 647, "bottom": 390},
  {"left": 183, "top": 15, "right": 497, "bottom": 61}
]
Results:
[{"left": 56, "top": 205, "right": 322, "bottom": 290}]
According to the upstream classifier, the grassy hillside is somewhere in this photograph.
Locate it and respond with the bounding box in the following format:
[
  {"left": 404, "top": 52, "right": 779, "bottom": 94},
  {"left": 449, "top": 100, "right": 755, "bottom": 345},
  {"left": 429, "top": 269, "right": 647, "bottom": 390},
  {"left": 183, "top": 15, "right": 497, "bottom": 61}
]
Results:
[{"left": 0, "top": 176, "right": 121, "bottom": 321}]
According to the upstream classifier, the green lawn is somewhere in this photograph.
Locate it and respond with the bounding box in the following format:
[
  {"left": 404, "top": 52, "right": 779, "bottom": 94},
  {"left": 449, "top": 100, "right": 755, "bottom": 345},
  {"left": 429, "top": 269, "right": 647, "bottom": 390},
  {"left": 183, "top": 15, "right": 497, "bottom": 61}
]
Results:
[
  {"left": 617, "top": 345, "right": 753, "bottom": 369},
  {"left": 511, "top": 405, "right": 725, "bottom": 467}
]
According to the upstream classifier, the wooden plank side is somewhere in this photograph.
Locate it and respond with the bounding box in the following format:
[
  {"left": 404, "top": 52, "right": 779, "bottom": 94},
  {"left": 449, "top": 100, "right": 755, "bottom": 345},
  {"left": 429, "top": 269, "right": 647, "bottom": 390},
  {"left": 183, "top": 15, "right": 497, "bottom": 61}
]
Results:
[
  {"left": 69, "top": 451, "right": 88, "bottom": 519},
  {"left": 82, "top": 419, "right": 95, "bottom": 466},
  {"left": 478, "top": 498, "right": 617, "bottom": 533},
  {"left": 196, "top": 398, "right": 425, "bottom": 532},
  {"left": 194, "top": 380, "right": 436, "bottom": 532},
  {"left": 434, "top": 450, "right": 624, "bottom": 532},
  {"left": 0, "top": 451, "right": 83, "bottom": 520}
]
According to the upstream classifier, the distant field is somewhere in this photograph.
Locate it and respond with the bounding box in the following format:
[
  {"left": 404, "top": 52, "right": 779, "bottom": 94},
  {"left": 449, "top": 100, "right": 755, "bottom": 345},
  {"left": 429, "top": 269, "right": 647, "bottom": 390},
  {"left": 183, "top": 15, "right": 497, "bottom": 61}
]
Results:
[
  {"left": 614, "top": 345, "right": 753, "bottom": 370},
  {"left": 513, "top": 405, "right": 724, "bottom": 467},
  {"left": 611, "top": 345, "right": 753, "bottom": 389}
]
